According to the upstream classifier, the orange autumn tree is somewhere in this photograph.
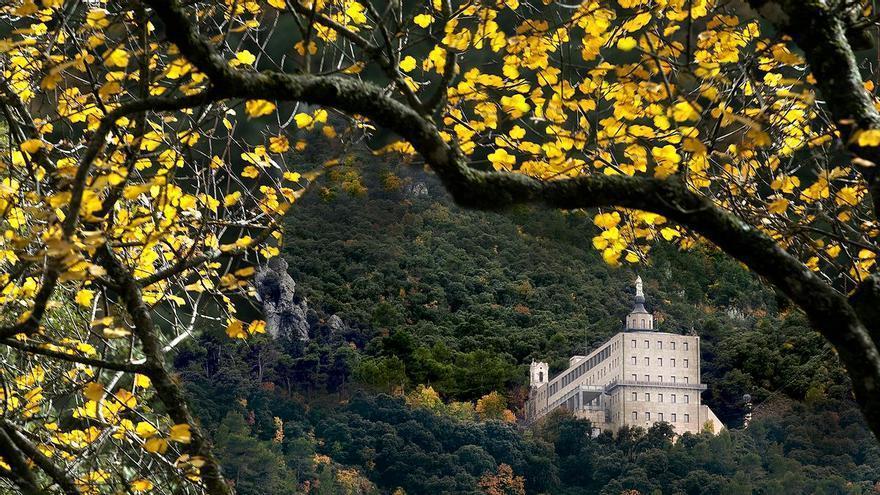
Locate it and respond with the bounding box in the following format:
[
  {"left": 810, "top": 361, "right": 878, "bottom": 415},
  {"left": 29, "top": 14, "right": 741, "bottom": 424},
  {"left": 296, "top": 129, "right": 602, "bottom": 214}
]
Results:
[{"left": 4, "top": 0, "right": 880, "bottom": 493}]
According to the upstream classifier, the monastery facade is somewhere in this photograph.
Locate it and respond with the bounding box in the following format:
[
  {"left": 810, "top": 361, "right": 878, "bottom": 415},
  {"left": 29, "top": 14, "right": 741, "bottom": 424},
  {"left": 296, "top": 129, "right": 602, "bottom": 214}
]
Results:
[{"left": 525, "top": 277, "right": 723, "bottom": 435}]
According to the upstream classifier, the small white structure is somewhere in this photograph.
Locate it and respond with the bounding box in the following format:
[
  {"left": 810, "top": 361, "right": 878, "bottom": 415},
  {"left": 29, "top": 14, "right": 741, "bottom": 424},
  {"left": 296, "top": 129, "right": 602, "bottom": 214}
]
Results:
[{"left": 525, "top": 277, "right": 723, "bottom": 435}]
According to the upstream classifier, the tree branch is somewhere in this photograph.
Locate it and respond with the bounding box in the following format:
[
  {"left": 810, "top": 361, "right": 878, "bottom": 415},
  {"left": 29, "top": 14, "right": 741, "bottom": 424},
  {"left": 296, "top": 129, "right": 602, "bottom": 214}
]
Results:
[
  {"left": 0, "top": 420, "right": 80, "bottom": 495},
  {"left": 98, "top": 245, "right": 232, "bottom": 495},
  {"left": 143, "top": 0, "right": 880, "bottom": 438}
]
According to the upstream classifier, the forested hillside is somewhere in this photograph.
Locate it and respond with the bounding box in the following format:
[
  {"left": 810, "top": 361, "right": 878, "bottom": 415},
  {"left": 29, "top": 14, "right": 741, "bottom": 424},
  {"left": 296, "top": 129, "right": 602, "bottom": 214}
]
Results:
[{"left": 177, "top": 158, "right": 880, "bottom": 494}]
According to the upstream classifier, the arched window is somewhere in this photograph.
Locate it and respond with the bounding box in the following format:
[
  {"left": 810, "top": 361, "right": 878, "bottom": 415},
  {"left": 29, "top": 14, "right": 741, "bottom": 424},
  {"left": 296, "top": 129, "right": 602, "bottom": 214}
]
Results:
[
  {"left": 641, "top": 318, "right": 645, "bottom": 327},
  {"left": 539, "top": 372, "right": 544, "bottom": 382}
]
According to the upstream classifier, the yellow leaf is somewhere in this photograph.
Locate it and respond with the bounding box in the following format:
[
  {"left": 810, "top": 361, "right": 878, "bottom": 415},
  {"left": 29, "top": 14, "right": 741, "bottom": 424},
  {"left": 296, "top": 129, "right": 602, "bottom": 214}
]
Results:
[
  {"left": 242, "top": 166, "right": 259, "bottom": 178},
  {"left": 399, "top": 56, "right": 417, "bottom": 72},
  {"left": 134, "top": 374, "right": 151, "bottom": 389},
  {"left": 102, "top": 327, "right": 131, "bottom": 339},
  {"left": 269, "top": 135, "right": 289, "bottom": 153},
  {"left": 767, "top": 197, "right": 789, "bottom": 214},
  {"left": 294, "top": 113, "right": 314, "bottom": 128},
  {"left": 856, "top": 129, "right": 880, "bottom": 147},
  {"left": 594, "top": 212, "right": 621, "bottom": 229},
  {"left": 602, "top": 248, "right": 621, "bottom": 267},
  {"left": 226, "top": 320, "right": 246, "bottom": 339},
  {"left": 131, "top": 479, "right": 154, "bottom": 493},
  {"left": 414, "top": 14, "right": 433, "bottom": 28},
  {"left": 499, "top": 94, "right": 530, "bottom": 119},
  {"left": 616, "top": 37, "right": 638, "bottom": 51},
  {"left": 671, "top": 101, "right": 701, "bottom": 122},
  {"left": 143, "top": 437, "right": 168, "bottom": 454},
  {"left": 826, "top": 244, "right": 841, "bottom": 258},
  {"left": 836, "top": 186, "right": 860, "bottom": 206},
  {"left": 140, "top": 131, "right": 163, "bottom": 151},
  {"left": 135, "top": 421, "right": 158, "bottom": 438},
  {"left": 235, "top": 50, "right": 256, "bottom": 65},
  {"left": 245, "top": 100, "right": 276, "bottom": 118},
  {"left": 105, "top": 47, "right": 129, "bottom": 68},
  {"left": 487, "top": 148, "right": 516, "bottom": 171},
  {"left": 75, "top": 288, "right": 94, "bottom": 307},
  {"left": 509, "top": 125, "right": 526, "bottom": 140},
  {"left": 83, "top": 382, "right": 104, "bottom": 402},
  {"left": 20, "top": 139, "right": 44, "bottom": 154},
  {"left": 224, "top": 191, "right": 241, "bottom": 206},
  {"left": 660, "top": 227, "right": 681, "bottom": 241},
  {"left": 169, "top": 424, "right": 191, "bottom": 444},
  {"left": 247, "top": 320, "right": 266, "bottom": 335}
]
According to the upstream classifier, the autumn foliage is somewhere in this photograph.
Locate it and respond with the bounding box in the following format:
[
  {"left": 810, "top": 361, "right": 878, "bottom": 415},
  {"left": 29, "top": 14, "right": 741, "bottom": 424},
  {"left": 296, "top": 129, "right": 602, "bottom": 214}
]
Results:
[{"left": 3, "top": 0, "right": 880, "bottom": 493}]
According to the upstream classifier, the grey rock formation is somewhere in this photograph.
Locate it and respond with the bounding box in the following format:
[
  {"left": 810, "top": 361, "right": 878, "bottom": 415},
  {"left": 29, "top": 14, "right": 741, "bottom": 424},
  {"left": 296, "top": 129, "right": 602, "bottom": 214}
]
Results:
[
  {"left": 404, "top": 181, "right": 429, "bottom": 198},
  {"left": 253, "top": 257, "right": 310, "bottom": 340},
  {"left": 326, "top": 314, "right": 345, "bottom": 334}
]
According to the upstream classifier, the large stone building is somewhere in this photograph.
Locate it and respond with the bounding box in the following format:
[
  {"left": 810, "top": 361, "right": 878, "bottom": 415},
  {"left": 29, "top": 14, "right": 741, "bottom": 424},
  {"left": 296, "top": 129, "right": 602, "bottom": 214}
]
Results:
[{"left": 525, "top": 277, "right": 723, "bottom": 435}]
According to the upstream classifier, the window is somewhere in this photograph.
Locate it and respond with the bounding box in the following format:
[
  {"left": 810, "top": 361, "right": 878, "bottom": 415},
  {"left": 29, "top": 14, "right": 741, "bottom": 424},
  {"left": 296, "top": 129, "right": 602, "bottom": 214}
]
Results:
[
  {"left": 644, "top": 340, "right": 649, "bottom": 349},
  {"left": 671, "top": 358, "right": 676, "bottom": 367},
  {"left": 658, "top": 413, "right": 664, "bottom": 421},
  {"left": 632, "top": 392, "right": 637, "bottom": 401},
  {"left": 632, "top": 411, "right": 638, "bottom": 420},
  {"left": 644, "top": 374, "right": 650, "bottom": 382},
  {"left": 684, "top": 414, "right": 690, "bottom": 423},
  {"left": 657, "top": 375, "right": 663, "bottom": 382},
  {"left": 684, "top": 377, "right": 689, "bottom": 384},
  {"left": 684, "top": 342, "right": 689, "bottom": 351},
  {"left": 645, "top": 393, "right": 650, "bottom": 402},
  {"left": 644, "top": 357, "right": 649, "bottom": 366},
  {"left": 641, "top": 318, "right": 645, "bottom": 327},
  {"left": 645, "top": 412, "right": 651, "bottom": 421},
  {"left": 671, "top": 394, "right": 676, "bottom": 404},
  {"left": 658, "top": 393, "right": 663, "bottom": 403},
  {"left": 631, "top": 356, "right": 636, "bottom": 365},
  {"left": 658, "top": 358, "right": 663, "bottom": 367},
  {"left": 671, "top": 376, "right": 676, "bottom": 383},
  {"left": 671, "top": 342, "right": 676, "bottom": 350},
  {"left": 631, "top": 373, "right": 637, "bottom": 381},
  {"left": 631, "top": 339, "right": 636, "bottom": 348},
  {"left": 658, "top": 341, "right": 663, "bottom": 349},
  {"left": 671, "top": 413, "right": 677, "bottom": 422},
  {"left": 539, "top": 372, "right": 543, "bottom": 382},
  {"left": 684, "top": 359, "right": 689, "bottom": 368},
  {"left": 684, "top": 395, "right": 689, "bottom": 404}
]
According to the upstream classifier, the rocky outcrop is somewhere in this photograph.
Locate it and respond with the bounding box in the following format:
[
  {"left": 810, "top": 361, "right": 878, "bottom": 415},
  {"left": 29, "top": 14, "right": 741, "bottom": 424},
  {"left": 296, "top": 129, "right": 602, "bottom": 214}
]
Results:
[
  {"left": 403, "top": 181, "right": 429, "bottom": 198},
  {"left": 253, "top": 257, "right": 350, "bottom": 341},
  {"left": 254, "top": 257, "right": 310, "bottom": 340},
  {"left": 326, "top": 314, "right": 345, "bottom": 334}
]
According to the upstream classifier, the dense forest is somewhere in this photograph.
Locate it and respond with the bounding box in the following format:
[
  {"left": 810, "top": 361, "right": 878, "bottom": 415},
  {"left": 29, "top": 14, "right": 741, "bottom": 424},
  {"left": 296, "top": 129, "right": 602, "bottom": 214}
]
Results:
[{"left": 176, "top": 156, "right": 880, "bottom": 494}]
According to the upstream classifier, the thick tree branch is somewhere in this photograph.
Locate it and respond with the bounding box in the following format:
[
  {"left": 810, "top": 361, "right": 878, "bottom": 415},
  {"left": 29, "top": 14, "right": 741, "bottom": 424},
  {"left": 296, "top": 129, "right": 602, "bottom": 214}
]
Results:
[
  {"left": 0, "top": 420, "right": 80, "bottom": 495},
  {"left": 98, "top": 245, "right": 232, "bottom": 495},
  {"left": 143, "top": 0, "right": 880, "bottom": 437},
  {"left": 1, "top": 338, "right": 148, "bottom": 373},
  {"left": 0, "top": 427, "right": 41, "bottom": 495}
]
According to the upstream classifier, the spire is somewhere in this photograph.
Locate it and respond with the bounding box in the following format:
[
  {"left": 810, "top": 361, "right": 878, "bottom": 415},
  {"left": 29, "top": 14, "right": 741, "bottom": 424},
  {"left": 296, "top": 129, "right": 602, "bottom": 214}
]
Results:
[
  {"left": 633, "top": 275, "right": 645, "bottom": 305},
  {"left": 626, "top": 275, "right": 653, "bottom": 331}
]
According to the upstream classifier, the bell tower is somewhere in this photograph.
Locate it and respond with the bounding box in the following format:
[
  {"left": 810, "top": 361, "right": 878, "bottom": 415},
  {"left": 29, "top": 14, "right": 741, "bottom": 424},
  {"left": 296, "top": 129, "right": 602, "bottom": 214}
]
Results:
[
  {"left": 529, "top": 361, "right": 549, "bottom": 388},
  {"left": 625, "top": 276, "right": 654, "bottom": 331}
]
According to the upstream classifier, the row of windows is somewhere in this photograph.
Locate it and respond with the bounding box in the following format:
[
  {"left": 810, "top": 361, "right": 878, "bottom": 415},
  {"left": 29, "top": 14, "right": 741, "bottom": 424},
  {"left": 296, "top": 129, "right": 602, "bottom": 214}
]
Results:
[
  {"left": 630, "top": 356, "right": 689, "bottom": 368},
  {"left": 549, "top": 345, "right": 611, "bottom": 395},
  {"left": 630, "top": 392, "right": 690, "bottom": 404},
  {"left": 629, "top": 374, "right": 689, "bottom": 384},
  {"left": 630, "top": 317, "right": 653, "bottom": 329},
  {"left": 631, "top": 339, "right": 689, "bottom": 351},
  {"left": 632, "top": 411, "right": 690, "bottom": 423}
]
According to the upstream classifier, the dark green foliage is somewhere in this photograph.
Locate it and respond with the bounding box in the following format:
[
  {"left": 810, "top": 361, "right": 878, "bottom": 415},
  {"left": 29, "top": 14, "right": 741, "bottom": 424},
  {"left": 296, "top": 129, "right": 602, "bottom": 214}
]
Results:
[
  {"left": 175, "top": 159, "right": 880, "bottom": 493},
  {"left": 284, "top": 160, "right": 778, "bottom": 405}
]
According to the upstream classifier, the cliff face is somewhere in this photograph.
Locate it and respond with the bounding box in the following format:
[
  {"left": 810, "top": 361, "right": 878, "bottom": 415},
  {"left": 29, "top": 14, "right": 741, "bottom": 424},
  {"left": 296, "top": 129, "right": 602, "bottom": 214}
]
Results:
[{"left": 253, "top": 256, "right": 348, "bottom": 340}]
